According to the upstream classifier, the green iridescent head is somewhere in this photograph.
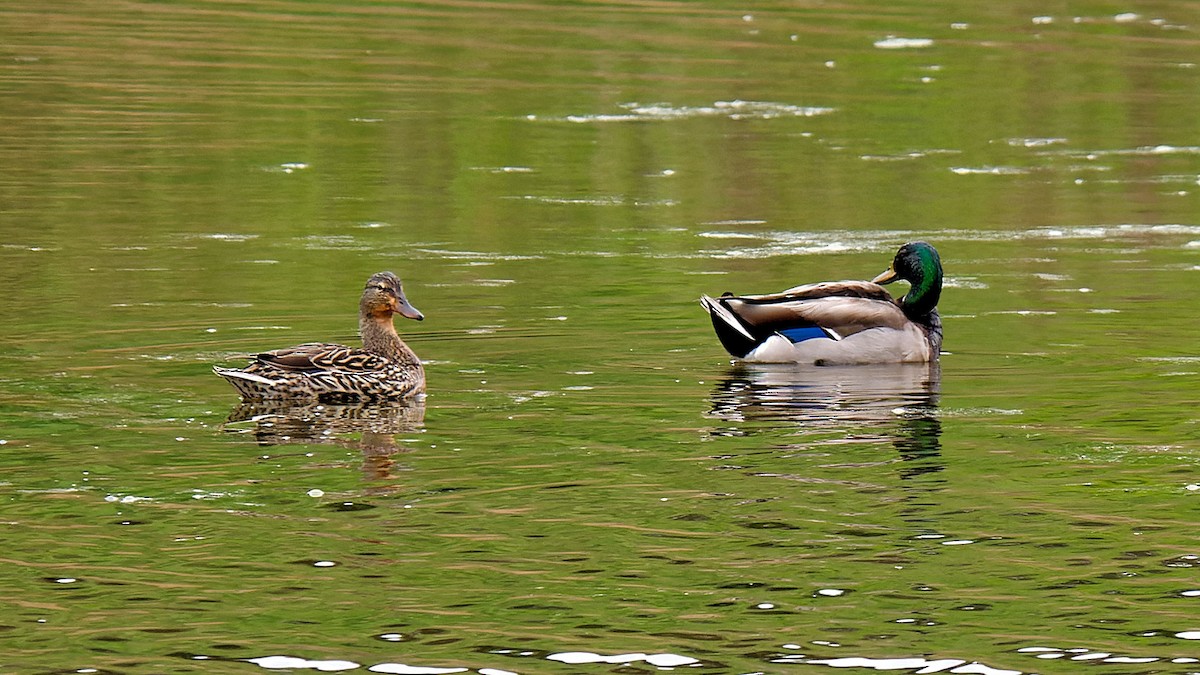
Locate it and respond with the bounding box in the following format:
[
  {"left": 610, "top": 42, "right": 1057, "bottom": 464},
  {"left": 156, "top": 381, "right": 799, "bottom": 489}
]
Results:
[{"left": 872, "top": 242, "right": 942, "bottom": 316}]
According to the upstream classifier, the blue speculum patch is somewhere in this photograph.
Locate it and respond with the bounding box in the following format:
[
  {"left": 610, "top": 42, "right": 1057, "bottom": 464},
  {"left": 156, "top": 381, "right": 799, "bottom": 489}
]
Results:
[{"left": 778, "top": 325, "right": 832, "bottom": 343}]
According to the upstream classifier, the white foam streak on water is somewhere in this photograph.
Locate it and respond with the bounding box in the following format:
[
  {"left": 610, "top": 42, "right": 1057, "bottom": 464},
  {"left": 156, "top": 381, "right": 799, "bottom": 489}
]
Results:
[
  {"left": 1035, "top": 223, "right": 1200, "bottom": 238},
  {"left": 299, "top": 235, "right": 371, "bottom": 251},
  {"left": 696, "top": 223, "right": 1200, "bottom": 261},
  {"left": 367, "top": 666, "right": 469, "bottom": 674},
  {"left": 104, "top": 494, "right": 152, "bottom": 503},
  {"left": 468, "top": 166, "right": 535, "bottom": 174},
  {"left": 698, "top": 231, "right": 767, "bottom": 240},
  {"left": 1006, "top": 137, "right": 1068, "bottom": 148},
  {"left": 1139, "top": 356, "right": 1200, "bottom": 364},
  {"left": 1043, "top": 144, "right": 1200, "bottom": 158},
  {"left": 415, "top": 249, "right": 544, "bottom": 262},
  {"left": 861, "top": 149, "right": 961, "bottom": 161},
  {"left": 185, "top": 639, "right": 1200, "bottom": 674},
  {"left": 190, "top": 233, "right": 260, "bottom": 242},
  {"left": 800, "top": 656, "right": 1018, "bottom": 674},
  {"left": 944, "top": 278, "right": 988, "bottom": 289},
  {"left": 513, "top": 194, "right": 678, "bottom": 207},
  {"left": 546, "top": 651, "right": 699, "bottom": 666},
  {"left": 259, "top": 162, "right": 310, "bottom": 173},
  {"left": 713, "top": 241, "right": 857, "bottom": 259},
  {"left": 873, "top": 36, "right": 934, "bottom": 49},
  {"left": 950, "top": 166, "right": 1028, "bottom": 176},
  {"left": 545, "top": 100, "right": 835, "bottom": 124},
  {"left": 247, "top": 656, "right": 360, "bottom": 671}
]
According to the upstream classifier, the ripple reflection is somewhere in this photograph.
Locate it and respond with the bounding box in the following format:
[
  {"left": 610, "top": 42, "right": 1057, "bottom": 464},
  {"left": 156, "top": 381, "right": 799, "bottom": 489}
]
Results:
[
  {"left": 709, "top": 362, "right": 942, "bottom": 478},
  {"left": 222, "top": 399, "right": 425, "bottom": 480},
  {"left": 221, "top": 642, "right": 1200, "bottom": 675}
]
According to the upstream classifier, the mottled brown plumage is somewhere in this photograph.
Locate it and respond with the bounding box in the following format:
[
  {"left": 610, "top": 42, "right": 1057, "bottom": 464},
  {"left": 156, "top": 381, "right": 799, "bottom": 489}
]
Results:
[{"left": 213, "top": 272, "right": 426, "bottom": 401}]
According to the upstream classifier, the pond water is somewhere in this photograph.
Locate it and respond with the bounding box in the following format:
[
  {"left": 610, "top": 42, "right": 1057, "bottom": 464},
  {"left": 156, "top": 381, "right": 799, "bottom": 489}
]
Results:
[{"left": 2, "top": 1, "right": 1199, "bottom": 673}]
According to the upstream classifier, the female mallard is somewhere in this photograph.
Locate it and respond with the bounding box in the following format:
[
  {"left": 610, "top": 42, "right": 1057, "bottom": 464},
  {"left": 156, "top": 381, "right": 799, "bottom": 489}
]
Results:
[
  {"left": 700, "top": 242, "right": 942, "bottom": 365},
  {"left": 213, "top": 272, "right": 426, "bottom": 401}
]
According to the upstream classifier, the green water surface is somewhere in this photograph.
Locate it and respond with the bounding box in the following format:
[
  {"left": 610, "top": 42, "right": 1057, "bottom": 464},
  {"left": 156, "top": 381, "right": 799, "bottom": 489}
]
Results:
[{"left": 1, "top": 2, "right": 1199, "bottom": 673}]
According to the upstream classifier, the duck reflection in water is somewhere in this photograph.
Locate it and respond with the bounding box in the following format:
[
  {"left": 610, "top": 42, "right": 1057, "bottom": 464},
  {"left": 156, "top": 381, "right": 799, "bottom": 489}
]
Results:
[
  {"left": 708, "top": 362, "right": 941, "bottom": 479},
  {"left": 222, "top": 398, "right": 425, "bottom": 481}
]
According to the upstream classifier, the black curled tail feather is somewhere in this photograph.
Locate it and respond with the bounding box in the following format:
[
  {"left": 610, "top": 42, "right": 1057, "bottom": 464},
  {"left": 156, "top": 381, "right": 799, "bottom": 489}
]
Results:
[{"left": 700, "top": 295, "right": 758, "bottom": 358}]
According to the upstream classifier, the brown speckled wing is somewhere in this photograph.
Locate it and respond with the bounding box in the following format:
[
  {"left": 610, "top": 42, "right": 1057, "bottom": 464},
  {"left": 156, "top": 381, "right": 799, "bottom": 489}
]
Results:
[
  {"left": 256, "top": 343, "right": 346, "bottom": 371},
  {"left": 307, "top": 348, "right": 391, "bottom": 373}
]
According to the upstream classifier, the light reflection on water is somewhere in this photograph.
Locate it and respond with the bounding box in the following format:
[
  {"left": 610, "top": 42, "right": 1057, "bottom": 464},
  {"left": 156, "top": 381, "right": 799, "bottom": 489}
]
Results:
[
  {"left": 224, "top": 642, "right": 1200, "bottom": 674},
  {"left": 542, "top": 99, "right": 837, "bottom": 124},
  {"left": 223, "top": 399, "right": 427, "bottom": 444},
  {"left": 708, "top": 363, "right": 942, "bottom": 482},
  {"left": 222, "top": 399, "right": 426, "bottom": 482},
  {"left": 708, "top": 362, "right": 939, "bottom": 426},
  {"left": 701, "top": 224, "right": 1200, "bottom": 261}
]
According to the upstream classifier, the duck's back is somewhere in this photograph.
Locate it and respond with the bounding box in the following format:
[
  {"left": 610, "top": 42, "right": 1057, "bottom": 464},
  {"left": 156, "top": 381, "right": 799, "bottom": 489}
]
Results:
[
  {"left": 213, "top": 342, "right": 425, "bottom": 402},
  {"left": 760, "top": 279, "right": 898, "bottom": 302}
]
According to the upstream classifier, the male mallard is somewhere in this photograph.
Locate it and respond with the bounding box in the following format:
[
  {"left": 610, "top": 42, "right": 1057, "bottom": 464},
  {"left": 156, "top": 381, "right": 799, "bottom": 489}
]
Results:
[
  {"left": 700, "top": 241, "right": 943, "bottom": 364},
  {"left": 213, "top": 272, "right": 426, "bottom": 401}
]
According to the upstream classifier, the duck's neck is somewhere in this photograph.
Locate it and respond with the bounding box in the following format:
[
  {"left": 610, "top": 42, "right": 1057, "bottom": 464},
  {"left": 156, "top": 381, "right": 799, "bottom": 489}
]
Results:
[
  {"left": 360, "top": 315, "right": 421, "bottom": 367},
  {"left": 901, "top": 266, "right": 942, "bottom": 320}
]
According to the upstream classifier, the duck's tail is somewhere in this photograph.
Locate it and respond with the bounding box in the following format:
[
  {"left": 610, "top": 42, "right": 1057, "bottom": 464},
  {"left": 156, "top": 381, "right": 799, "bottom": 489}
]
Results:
[
  {"left": 213, "top": 366, "right": 278, "bottom": 399},
  {"left": 700, "top": 295, "right": 758, "bottom": 358}
]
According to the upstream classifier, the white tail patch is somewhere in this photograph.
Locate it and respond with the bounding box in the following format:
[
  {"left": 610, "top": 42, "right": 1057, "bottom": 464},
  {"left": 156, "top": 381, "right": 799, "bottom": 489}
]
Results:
[{"left": 213, "top": 367, "right": 277, "bottom": 386}]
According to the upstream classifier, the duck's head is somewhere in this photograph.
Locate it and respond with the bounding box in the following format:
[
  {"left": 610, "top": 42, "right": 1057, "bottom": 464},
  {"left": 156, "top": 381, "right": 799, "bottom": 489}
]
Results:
[
  {"left": 361, "top": 271, "right": 424, "bottom": 321},
  {"left": 872, "top": 242, "right": 942, "bottom": 315}
]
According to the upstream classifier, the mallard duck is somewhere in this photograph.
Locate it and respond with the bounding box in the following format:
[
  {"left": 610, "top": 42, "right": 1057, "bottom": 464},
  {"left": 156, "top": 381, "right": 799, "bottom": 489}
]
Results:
[
  {"left": 213, "top": 271, "right": 426, "bottom": 401},
  {"left": 700, "top": 241, "right": 943, "bottom": 364}
]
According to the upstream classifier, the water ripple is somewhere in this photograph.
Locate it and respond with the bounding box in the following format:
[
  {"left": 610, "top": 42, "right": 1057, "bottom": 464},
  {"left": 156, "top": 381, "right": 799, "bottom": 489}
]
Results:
[
  {"left": 1041, "top": 144, "right": 1200, "bottom": 159},
  {"left": 239, "top": 650, "right": 698, "bottom": 673},
  {"left": 792, "top": 656, "right": 1019, "bottom": 674},
  {"left": 538, "top": 99, "right": 835, "bottom": 124},
  {"left": 873, "top": 36, "right": 934, "bottom": 49},
  {"left": 698, "top": 224, "right": 1200, "bottom": 260}
]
